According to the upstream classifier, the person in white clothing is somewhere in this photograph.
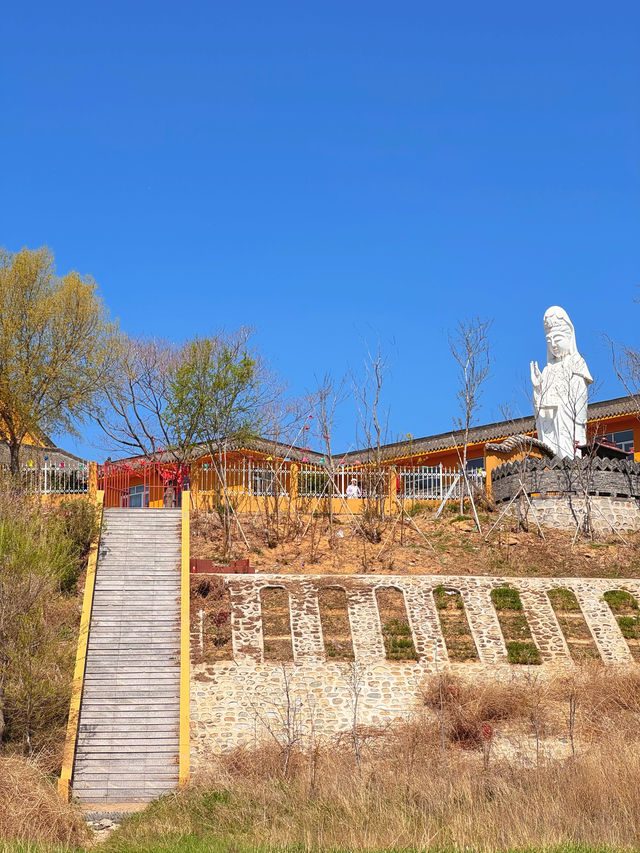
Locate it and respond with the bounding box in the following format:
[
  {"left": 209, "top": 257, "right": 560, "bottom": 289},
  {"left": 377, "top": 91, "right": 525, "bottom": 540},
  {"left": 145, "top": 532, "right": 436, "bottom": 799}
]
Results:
[{"left": 345, "top": 478, "right": 362, "bottom": 499}]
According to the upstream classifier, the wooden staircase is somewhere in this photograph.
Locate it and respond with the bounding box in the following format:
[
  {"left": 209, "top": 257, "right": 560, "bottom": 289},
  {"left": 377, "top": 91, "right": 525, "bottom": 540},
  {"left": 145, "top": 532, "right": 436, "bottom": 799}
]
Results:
[{"left": 72, "top": 508, "right": 182, "bottom": 803}]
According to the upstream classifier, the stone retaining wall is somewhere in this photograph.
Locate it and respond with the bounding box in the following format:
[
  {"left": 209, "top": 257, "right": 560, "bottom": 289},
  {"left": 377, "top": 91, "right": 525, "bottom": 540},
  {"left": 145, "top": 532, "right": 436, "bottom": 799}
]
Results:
[
  {"left": 528, "top": 495, "right": 640, "bottom": 532},
  {"left": 491, "top": 457, "right": 640, "bottom": 503},
  {"left": 190, "top": 573, "right": 640, "bottom": 761},
  {"left": 490, "top": 457, "right": 640, "bottom": 531}
]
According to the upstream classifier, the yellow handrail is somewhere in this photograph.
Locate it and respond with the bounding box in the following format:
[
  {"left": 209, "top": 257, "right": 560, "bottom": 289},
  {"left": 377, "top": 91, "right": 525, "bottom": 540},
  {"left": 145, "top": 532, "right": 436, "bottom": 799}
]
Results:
[
  {"left": 179, "top": 492, "right": 191, "bottom": 786},
  {"left": 58, "top": 490, "right": 104, "bottom": 802}
]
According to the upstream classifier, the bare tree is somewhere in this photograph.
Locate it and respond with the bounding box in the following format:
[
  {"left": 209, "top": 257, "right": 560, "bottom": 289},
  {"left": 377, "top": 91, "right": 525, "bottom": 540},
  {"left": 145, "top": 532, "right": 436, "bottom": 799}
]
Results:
[
  {"left": 312, "top": 374, "right": 346, "bottom": 543},
  {"left": 259, "top": 396, "right": 311, "bottom": 547},
  {"left": 345, "top": 661, "right": 364, "bottom": 776},
  {"left": 610, "top": 336, "right": 640, "bottom": 415},
  {"left": 352, "top": 342, "right": 391, "bottom": 529},
  {"left": 245, "top": 663, "right": 303, "bottom": 778},
  {"left": 95, "top": 336, "right": 187, "bottom": 462},
  {"left": 449, "top": 317, "right": 492, "bottom": 514},
  {"left": 482, "top": 401, "right": 550, "bottom": 539}
]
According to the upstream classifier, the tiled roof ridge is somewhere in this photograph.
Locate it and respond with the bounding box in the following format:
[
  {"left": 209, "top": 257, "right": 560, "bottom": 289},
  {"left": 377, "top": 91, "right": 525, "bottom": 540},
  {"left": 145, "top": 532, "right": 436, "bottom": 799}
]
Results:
[
  {"left": 0, "top": 441, "right": 88, "bottom": 466},
  {"left": 107, "top": 395, "right": 638, "bottom": 465},
  {"left": 340, "top": 395, "right": 639, "bottom": 461}
]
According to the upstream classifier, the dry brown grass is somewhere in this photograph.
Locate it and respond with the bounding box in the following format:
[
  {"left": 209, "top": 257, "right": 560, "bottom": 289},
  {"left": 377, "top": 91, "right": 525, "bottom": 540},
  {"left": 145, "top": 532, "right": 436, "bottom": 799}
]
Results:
[
  {"left": 0, "top": 755, "right": 87, "bottom": 845},
  {"left": 109, "top": 669, "right": 640, "bottom": 852},
  {"left": 191, "top": 506, "right": 640, "bottom": 578},
  {"left": 421, "top": 670, "right": 542, "bottom": 747}
]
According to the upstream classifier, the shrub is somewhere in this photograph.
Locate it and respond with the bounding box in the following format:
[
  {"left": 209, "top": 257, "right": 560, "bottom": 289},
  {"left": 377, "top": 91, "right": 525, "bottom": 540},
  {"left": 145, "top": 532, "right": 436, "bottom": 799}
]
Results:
[
  {"left": 433, "top": 584, "right": 448, "bottom": 609},
  {"left": 617, "top": 615, "right": 640, "bottom": 639},
  {"left": 52, "top": 498, "right": 100, "bottom": 591},
  {"left": 0, "top": 492, "right": 83, "bottom": 754},
  {"left": 422, "top": 672, "right": 532, "bottom": 746},
  {"left": 407, "top": 500, "right": 428, "bottom": 517},
  {"left": 359, "top": 505, "right": 385, "bottom": 543}
]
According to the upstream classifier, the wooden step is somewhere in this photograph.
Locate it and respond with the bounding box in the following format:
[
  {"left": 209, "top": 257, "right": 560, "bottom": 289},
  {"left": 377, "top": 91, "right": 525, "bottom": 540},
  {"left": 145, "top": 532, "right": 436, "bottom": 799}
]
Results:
[{"left": 72, "top": 508, "right": 183, "bottom": 804}]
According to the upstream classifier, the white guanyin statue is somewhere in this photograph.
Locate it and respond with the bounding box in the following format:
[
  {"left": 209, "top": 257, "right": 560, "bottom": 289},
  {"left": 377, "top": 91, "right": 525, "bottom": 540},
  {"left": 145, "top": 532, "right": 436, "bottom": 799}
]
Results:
[{"left": 530, "top": 306, "right": 593, "bottom": 459}]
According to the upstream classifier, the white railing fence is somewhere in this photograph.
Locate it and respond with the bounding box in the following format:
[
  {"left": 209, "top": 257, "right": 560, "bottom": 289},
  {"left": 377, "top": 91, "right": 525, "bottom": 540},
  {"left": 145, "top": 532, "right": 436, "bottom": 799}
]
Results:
[
  {"left": 396, "top": 465, "right": 485, "bottom": 500},
  {"left": 197, "top": 461, "right": 485, "bottom": 502},
  {"left": 2, "top": 462, "right": 90, "bottom": 494},
  {"left": 198, "top": 461, "right": 289, "bottom": 497},
  {"left": 297, "top": 464, "right": 387, "bottom": 499}
]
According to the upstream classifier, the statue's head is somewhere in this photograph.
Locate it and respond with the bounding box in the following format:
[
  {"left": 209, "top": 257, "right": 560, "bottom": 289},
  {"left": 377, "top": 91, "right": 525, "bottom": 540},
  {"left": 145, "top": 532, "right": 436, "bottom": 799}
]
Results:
[{"left": 543, "top": 306, "right": 575, "bottom": 361}]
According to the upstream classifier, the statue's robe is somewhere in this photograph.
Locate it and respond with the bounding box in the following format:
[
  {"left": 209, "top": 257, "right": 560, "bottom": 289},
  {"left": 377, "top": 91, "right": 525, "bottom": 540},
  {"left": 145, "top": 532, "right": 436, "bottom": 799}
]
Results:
[{"left": 533, "top": 353, "right": 592, "bottom": 459}]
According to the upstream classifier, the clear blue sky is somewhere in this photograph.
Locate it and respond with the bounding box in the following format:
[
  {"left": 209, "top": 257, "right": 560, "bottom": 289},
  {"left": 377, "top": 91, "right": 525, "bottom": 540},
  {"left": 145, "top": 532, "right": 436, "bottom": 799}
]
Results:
[{"left": 2, "top": 1, "right": 639, "bottom": 460}]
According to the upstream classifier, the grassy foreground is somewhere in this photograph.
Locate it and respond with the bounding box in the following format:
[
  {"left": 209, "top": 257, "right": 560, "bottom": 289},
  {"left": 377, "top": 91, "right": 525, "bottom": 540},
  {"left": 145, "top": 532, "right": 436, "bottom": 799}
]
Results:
[
  {"left": 95, "top": 670, "right": 640, "bottom": 853},
  {"left": 5, "top": 671, "right": 640, "bottom": 851},
  {"left": 0, "top": 845, "right": 636, "bottom": 853}
]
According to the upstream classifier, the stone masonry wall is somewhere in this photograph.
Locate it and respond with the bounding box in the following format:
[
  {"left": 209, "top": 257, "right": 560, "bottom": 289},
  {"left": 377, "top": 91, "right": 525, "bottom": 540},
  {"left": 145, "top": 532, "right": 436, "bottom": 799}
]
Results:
[
  {"left": 190, "top": 574, "right": 640, "bottom": 763},
  {"left": 527, "top": 496, "right": 640, "bottom": 532}
]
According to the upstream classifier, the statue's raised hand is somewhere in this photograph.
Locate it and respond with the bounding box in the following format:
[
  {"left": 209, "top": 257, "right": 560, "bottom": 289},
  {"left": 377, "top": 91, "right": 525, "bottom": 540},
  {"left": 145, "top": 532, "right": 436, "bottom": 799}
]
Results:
[{"left": 530, "top": 360, "right": 541, "bottom": 386}]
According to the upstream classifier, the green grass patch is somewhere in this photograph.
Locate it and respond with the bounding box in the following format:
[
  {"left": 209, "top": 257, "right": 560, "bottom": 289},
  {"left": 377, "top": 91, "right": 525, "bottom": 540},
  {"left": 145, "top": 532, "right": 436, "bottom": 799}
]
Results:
[
  {"left": 506, "top": 641, "right": 542, "bottom": 665},
  {"left": 434, "top": 584, "right": 464, "bottom": 611},
  {"left": 382, "top": 618, "right": 418, "bottom": 660},
  {"left": 617, "top": 615, "right": 640, "bottom": 640},
  {"left": 406, "top": 500, "right": 428, "bottom": 517},
  {"left": 433, "top": 584, "right": 448, "bottom": 610},
  {"left": 547, "top": 587, "right": 581, "bottom": 611},
  {"left": 603, "top": 590, "right": 639, "bottom": 612},
  {"left": 491, "top": 584, "right": 523, "bottom": 611},
  {"left": 490, "top": 586, "right": 540, "bottom": 663}
]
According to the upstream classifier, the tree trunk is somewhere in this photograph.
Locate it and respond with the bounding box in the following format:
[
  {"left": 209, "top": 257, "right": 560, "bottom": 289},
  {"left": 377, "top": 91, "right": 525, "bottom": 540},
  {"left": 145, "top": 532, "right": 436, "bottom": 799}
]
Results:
[
  {"left": 460, "top": 438, "right": 468, "bottom": 514},
  {"left": 9, "top": 441, "right": 20, "bottom": 478}
]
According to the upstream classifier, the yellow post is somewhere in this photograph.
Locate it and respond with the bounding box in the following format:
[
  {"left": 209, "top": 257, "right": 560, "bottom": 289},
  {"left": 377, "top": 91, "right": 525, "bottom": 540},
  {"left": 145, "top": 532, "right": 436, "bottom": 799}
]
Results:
[
  {"left": 289, "top": 462, "right": 299, "bottom": 502},
  {"left": 88, "top": 461, "right": 98, "bottom": 501},
  {"left": 483, "top": 450, "right": 498, "bottom": 502},
  {"left": 179, "top": 492, "right": 191, "bottom": 787},
  {"left": 58, "top": 490, "right": 104, "bottom": 802},
  {"left": 484, "top": 446, "right": 545, "bottom": 502}
]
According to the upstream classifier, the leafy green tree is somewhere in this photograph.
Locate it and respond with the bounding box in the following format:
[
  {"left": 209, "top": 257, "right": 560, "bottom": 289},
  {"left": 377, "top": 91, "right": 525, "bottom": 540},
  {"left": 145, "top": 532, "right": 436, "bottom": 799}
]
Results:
[
  {"left": 0, "top": 247, "right": 115, "bottom": 474},
  {"left": 167, "top": 329, "right": 272, "bottom": 554},
  {"left": 169, "top": 330, "right": 262, "bottom": 451}
]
